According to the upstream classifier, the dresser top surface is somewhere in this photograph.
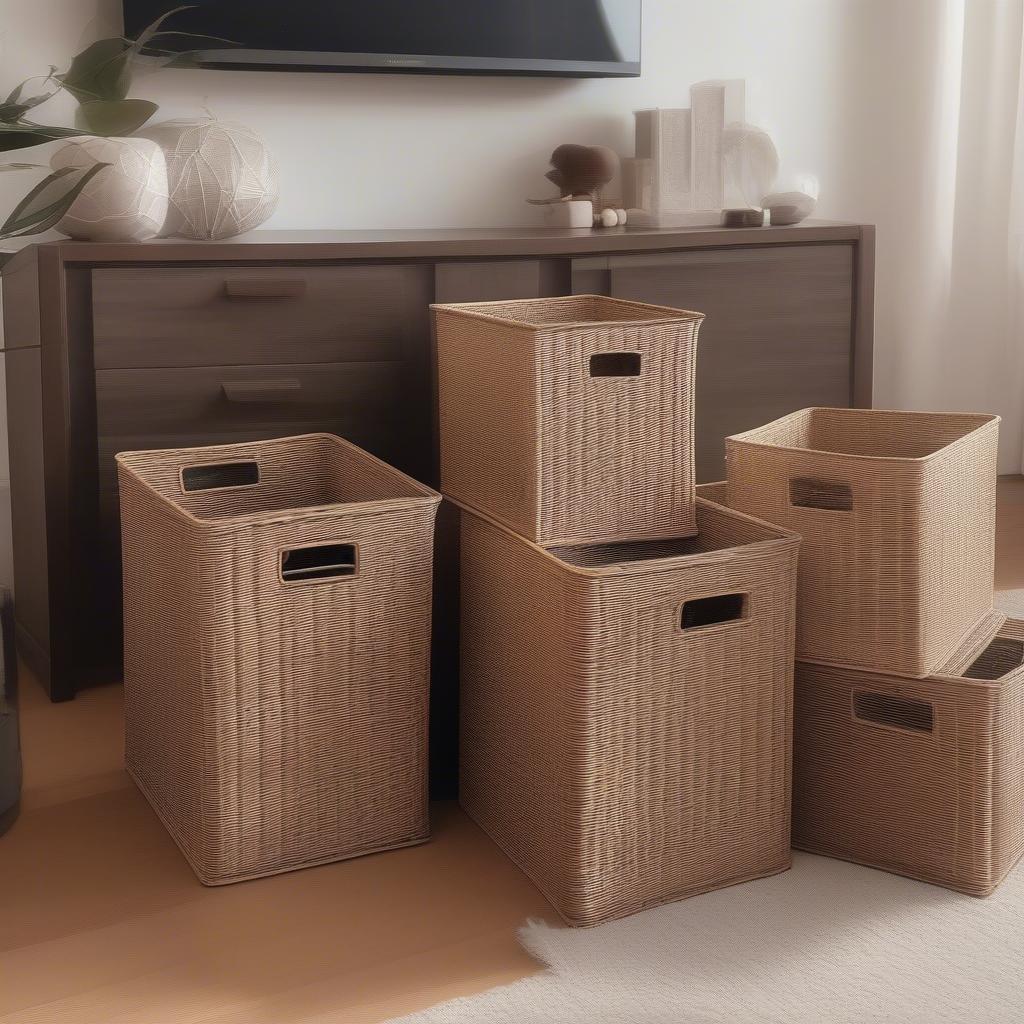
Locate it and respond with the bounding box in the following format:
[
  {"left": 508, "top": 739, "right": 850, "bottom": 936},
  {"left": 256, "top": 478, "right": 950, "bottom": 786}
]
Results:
[{"left": 1, "top": 220, "right": 869, "bottom": 270}]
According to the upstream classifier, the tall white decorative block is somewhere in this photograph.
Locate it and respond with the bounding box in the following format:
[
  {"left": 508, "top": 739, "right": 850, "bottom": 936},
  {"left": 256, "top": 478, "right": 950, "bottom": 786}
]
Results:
[
  {"left": 633, "top": 108, "right": 691, "bottom": 216},
  {"left": 690, "top": 80, "right": 745, "bottom": 211},
  {"left": 141, "top": 119, "right": 279, "bottom": 240},
  {"left": 51, "top": 137, "right": 168, "bottom": 242},
  {"left": 621, "top": 157, "right": 653, "bottom": 211}
]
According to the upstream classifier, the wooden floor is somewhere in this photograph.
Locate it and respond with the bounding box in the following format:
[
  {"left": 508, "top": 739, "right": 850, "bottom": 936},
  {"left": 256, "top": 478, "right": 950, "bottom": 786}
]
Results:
[{"left": 2, "top": 477, "right": 1023, "bottom": 1023}]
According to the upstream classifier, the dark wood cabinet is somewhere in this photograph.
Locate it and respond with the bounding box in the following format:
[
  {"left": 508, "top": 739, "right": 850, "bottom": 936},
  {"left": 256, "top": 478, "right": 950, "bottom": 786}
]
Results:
[
  {"left": 1, "top": 223, "right": 873, "bottom": 793},
  {"left": 575, "top": 244, "right": 859, "bottom": 480}
]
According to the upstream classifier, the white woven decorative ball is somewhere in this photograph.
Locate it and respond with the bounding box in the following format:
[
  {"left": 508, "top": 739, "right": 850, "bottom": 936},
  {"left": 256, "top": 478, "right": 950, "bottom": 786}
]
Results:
[
  {"left": 51, "top": 136, "right": 169, "bottom": 242},
  {"left": 141, "top": 119, "right": 279, "bottom": 239}
]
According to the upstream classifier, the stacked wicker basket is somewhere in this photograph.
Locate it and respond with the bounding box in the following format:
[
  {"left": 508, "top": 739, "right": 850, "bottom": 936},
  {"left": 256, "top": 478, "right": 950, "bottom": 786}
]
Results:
[
  {"left": 721, "top": 407, "right": 1024, "bottom": 896},
  {"left": 433, "top": 295, "right": 801, "bottom": 927}
]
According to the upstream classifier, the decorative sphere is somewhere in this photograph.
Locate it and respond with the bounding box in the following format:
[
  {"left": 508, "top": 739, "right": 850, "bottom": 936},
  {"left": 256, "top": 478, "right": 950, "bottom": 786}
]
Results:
[
  {"left": 614, "top": 208, "right": 627, "bottom": 225},
  {"left": 599, "top": 207, "right": 619, "bottom": 228},
  {"left": 141, "top": 119, "right": 279, "bottom": 240},
  {"left": 764, "top": 190, "right": 817, "bottom": 225},
  {"left": 51, "top": 136, "right": 168, "bottom": 242}
]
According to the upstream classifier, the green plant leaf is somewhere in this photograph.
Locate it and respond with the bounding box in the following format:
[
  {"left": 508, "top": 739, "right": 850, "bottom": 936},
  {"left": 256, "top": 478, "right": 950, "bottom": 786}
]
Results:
[
  {"left": 57, "top": 36, "right": 135, "bottom": 103},
  {"left": 0, "top": 162, "right": 47, "bottom": 172},
  {"left": 0, "top": 69, "right": 60, "bottom": 123},
  {"left": 0, "top": 122, "right": 88, "bottom": 153},
  {"left": 74, "top": 98, "right": 158, "bottom": 136},
  {"left": 131, "top": 6, "right": 200, "bottom": 51},
  {"left": 57, "top": 6, "right": 201, "bottom": 104},
  {"left": 0, "top": 162, "right": 109, "bottom": 239}
]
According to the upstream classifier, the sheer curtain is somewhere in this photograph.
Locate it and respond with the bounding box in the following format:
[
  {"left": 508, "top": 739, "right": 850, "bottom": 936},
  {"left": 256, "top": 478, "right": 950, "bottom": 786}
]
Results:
[{"left": 863, "top": 0, "right": 1024, "bottom": 473}]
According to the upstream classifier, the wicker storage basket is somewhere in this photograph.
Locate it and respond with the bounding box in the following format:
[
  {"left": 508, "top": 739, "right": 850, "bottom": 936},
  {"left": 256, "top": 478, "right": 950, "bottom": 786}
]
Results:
[
  {"left": 792, "top": 615, "right": 1024, "bottom": 896},
  {"left": 458, "top": 497, "right": 800, "bottom": 927},
  {"left": 116, "top": 434, "right": 441, "bottom": 885},
  {"left": 725, "top": 407, "right": 1000, "bottom": 677},
  {"left": 432, "top": 295, "right": 704, "bottom": 547}
]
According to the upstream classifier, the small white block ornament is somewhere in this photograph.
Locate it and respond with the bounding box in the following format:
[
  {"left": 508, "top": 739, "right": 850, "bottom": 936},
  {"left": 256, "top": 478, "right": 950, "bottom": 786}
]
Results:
[
  {"left": 140, "top": 118, "right": 279, "bottom": 240},
  {"left": 50, "top": 136, "right": 168, "bottom": 242}
]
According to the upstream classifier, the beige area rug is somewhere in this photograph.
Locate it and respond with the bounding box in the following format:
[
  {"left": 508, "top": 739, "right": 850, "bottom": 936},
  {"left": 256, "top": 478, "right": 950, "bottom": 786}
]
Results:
[
  {"left": 394, "top": 591, "right": 1024, "bottom": 1024},
  {"left": 395, "top": 852, "right": 1024, "bottom": 1023}
]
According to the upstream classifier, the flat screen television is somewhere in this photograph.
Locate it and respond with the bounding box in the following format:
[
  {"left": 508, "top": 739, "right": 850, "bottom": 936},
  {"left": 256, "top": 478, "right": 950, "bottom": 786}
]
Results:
[{"left": 123, "top": 1, "right": 642, "bottom": 77}]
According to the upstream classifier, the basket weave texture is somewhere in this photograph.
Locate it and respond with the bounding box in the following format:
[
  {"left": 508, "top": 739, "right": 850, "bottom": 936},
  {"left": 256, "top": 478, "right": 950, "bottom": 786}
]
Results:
[
  {"left": 432, "top": 295, "right": 704, "bottom": 547},
  {"left": 725, "top": 407, "right": 1000, "bottom": 677},
  {"left": 116, "top": 434, "right": 441, "bottom": 885},
  {"left": 792, "top": 616, "right": 1024, "bottom": 896},
  {"left": 457, "top": 497, "right": 800, "bottom": 927}
]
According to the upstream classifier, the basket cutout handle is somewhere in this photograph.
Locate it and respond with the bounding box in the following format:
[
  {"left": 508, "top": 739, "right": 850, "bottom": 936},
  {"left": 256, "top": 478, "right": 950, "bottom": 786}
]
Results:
[
  {"left": 281, "top": 543, "right": 357, "bottom": 583},
  {"left": 853, "top": 691, "right": 933, "bottom": 734},
  {"left": 681, "top": 593, "right": 747, "bottom": 631},
  {"left": 589, "top": 352, "right": 641, "bottom": 377},
  {"left": 789, "top": 477, "right": 853, "bottom": 512},
  {"left": 181, "top": 461, "right": 259, "bottom": 492},
  {"left": 964, "top": 637, "right": 1024, "bottom": 680}
]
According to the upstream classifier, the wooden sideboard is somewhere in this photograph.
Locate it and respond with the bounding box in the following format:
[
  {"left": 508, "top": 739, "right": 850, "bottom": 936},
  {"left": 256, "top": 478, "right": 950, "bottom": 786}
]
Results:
[{"left": 1, "top": 222, "right": 874, "bottom": 793}]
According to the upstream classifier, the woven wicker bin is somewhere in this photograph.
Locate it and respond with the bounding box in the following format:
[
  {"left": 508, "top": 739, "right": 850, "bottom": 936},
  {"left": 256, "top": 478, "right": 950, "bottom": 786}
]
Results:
[
  {"left": 792, "top": 614, "right": 1024, "bottom": 896},
  {"left": 725, "top": 407, "right": 1000, "bottom": 677},
  {"left": 432, "top": 295, "right": 704, "bottom": 547},
  {"left": 116, "top": 434, "right": 441, "bottom": 885},
  {"left": 458, "top": 498, "right": 800, "bottom": 927}
]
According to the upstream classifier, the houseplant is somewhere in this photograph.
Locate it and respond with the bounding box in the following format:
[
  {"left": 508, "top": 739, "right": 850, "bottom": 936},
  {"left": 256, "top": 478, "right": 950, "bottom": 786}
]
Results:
[{"left": 0, "top": 6, "right": 227, "bottom": 240}]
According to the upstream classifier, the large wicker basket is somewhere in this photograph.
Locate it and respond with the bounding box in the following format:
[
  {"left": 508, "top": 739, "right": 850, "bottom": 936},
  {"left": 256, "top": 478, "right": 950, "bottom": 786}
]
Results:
[
  {"left": 458, "top": 498, "right": 800, "bottom": 927},
  {"left": 792, "top": 615, "right": 1024, "bottom": 896},
  {"left": 116, "top": 434, "right": 441, "bottom": 885},
  {"left": 725, "top": 407, "right": 1000, "bottom": 677},
  {"left": 432, "top": 295, "right": 704, "bottom": 547}
]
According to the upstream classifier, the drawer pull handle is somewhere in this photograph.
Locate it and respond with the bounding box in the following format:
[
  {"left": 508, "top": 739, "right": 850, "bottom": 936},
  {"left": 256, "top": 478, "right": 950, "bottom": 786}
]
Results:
[
  {"left": 853, "top": 692, "right": 933, "bottom": 733},
  {"left": 281, "top": 543, "right": 357, "bottom": 583},
  {"left": 223, "top": 279, "right": 307, "bottom": 300},
  {"left": 221, "top": 380, "right": 303, "bottom": 403}
]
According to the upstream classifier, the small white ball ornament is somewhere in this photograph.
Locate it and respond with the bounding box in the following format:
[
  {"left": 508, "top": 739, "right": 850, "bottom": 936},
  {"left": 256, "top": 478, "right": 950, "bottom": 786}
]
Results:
[
  {"left": 50, "top": 136, "right": 168, "bottom": 242},
  {"left": 141, "top": 118, "right": 279, "bottom": 240}
]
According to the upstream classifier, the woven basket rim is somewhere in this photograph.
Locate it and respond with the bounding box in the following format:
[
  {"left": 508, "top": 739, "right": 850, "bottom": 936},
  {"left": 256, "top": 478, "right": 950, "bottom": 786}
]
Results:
[
  {"left": 727, "top": 407, "right": 1000, "bottom": 464},
  {"left": 452, "top": 496, "right": 799, "bottom": 579},
  {"left": 116, "top": 432, "right": 441, "bottom": 530},
  {"left": 430, "top": 293, "right": 705, "bottom": 331},
  {"left": 799, "top": 615, "right": 1023, "bottom": 687}
]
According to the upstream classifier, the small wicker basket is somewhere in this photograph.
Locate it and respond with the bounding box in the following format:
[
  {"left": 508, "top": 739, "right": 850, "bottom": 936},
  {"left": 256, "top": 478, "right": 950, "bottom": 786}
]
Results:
[
  {"left": 458, "top": 497, "right": 799, "bottom": 927},
  {"left": 725, "top": 407, "right": 1000, "bottom": 677},
  {"left": 432, "top": 294, "right": 704, "bottom": 547},
  {"left": 117, "top": 434, "right": 441, "bottom": 885},
  {"left": 792, "top": 615, "right": 1024, "bottom": 896}
]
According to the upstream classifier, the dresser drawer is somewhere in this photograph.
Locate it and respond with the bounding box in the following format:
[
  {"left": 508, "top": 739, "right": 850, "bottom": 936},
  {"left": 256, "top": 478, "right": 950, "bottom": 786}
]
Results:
[
  {"left": 92, "top": 264, "right": 433, "bottom": 368},
  {"left": 95, "top": 361, "right": 423, "bottom": 492}
]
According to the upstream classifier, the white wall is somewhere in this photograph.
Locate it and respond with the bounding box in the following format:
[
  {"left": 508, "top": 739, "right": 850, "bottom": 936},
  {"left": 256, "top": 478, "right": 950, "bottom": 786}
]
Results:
[
  {"left": 1, "top": 0, "right": 1021, "bottom": 471},
  {"left": 0, "top": 0, "right": 850, "bottom": 228}
]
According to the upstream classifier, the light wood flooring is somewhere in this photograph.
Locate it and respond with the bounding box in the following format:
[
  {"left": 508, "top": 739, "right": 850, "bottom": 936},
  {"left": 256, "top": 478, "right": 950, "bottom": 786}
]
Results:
[{"left": 2, "top": 476, "right": 1022, "bottom": 1022}]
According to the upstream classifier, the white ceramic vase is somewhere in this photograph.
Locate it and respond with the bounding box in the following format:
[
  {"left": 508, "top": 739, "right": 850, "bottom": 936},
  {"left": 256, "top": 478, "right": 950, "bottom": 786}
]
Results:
[
  {"left": 722, "top": 123, "right": 779, "bottom": 210},
  {"left": 50, "top": 136, "right": 169, "bottom": 242},
  {"left": 141, "top": 119, "right": 279, "bottom": 240}
]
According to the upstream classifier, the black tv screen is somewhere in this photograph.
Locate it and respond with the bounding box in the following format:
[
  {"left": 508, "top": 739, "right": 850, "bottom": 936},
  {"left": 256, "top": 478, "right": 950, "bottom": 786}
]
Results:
[{"left": 123, "top": 1, "right": 642, "bottom": 77}]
